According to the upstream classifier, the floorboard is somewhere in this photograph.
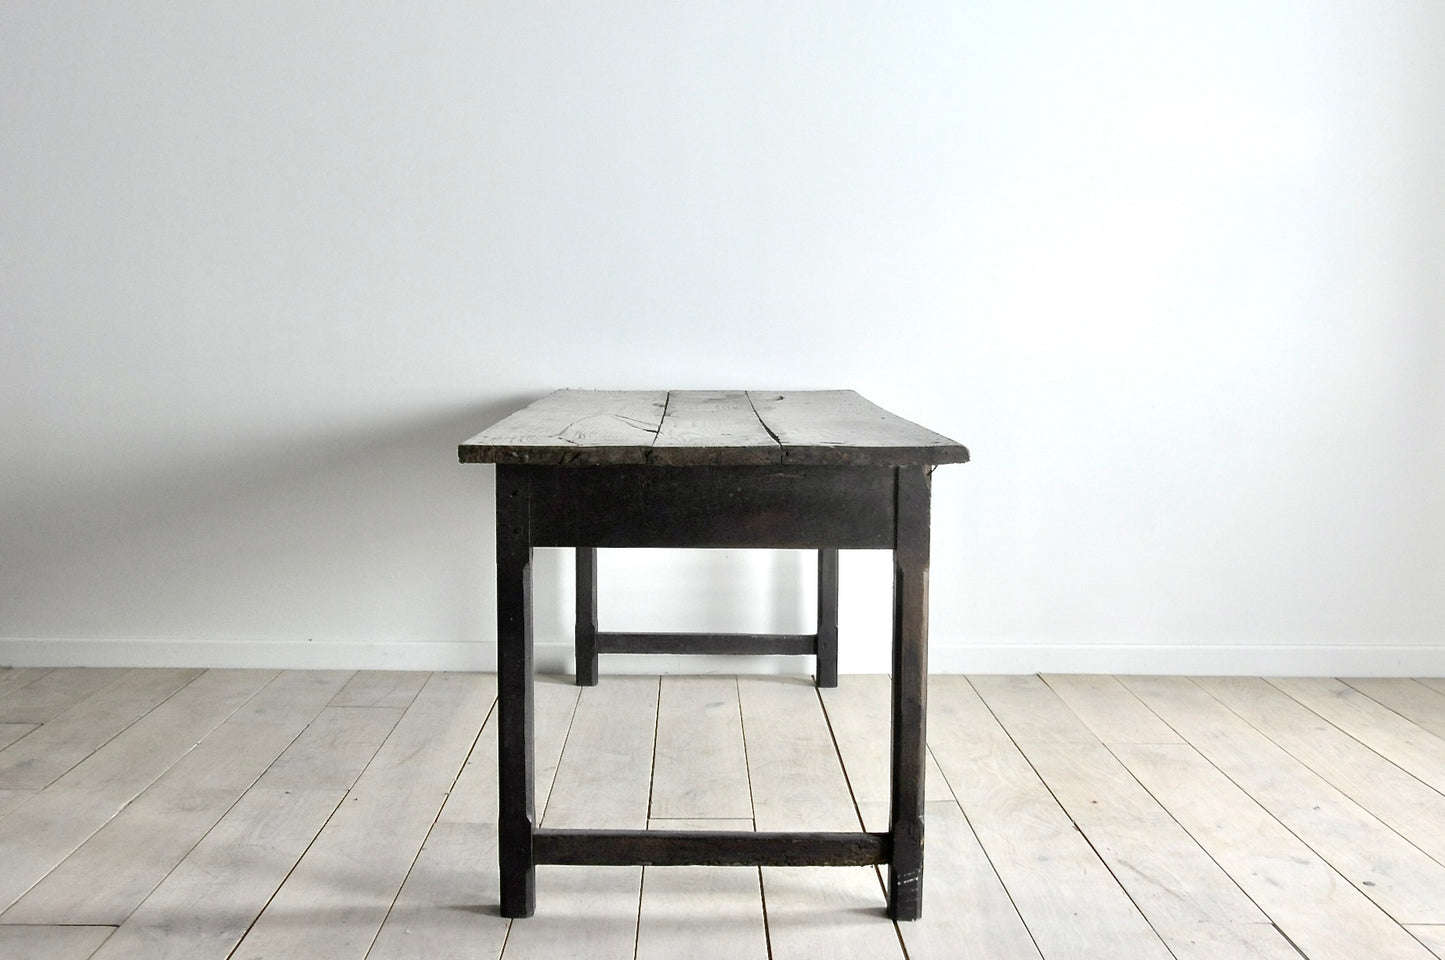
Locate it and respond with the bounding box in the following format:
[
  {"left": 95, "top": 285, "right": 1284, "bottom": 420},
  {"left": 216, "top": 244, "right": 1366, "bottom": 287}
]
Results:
[
  {"left": 937, "top": 676, "right": 1174, "bottom": 960},
  {"left": 637, "top": 680, "right": 765, "bottom": 958},
  {"left": 0, "top": 924, "right": 115, "bottom": 959},
  {"left": 1270, "top": 677, "right": 1445, "bottom": 796},
  {"left": 438, "top": 676, "right": 576, "bottom": 826},
  {"left": 1343, "top": 678, "right": 1445, "bottom": 741},
  {"left": 1125, "top": 677, "right": 1445, "bottom": 924},
  {"left": 366, "top": 821, "right": 510, "bottom": 960},
  {"left": 3, "top": 671, "right": 351, "bottom": 925},
  {"left": 818, "top": 675, "right": 952, "bottom": 830},
  {"left": 0, "top": 669, "right": 127, "bottom": 724},
  {"left": 740, "top": 676, "right": 902, "bottom": 960},
  {"left": 0, "top": 668, "right": 200, "bottom": 791},
  {"left": 231, "top": 673, "right": 492, "bottom": 960},
  {"left": 1408, "top": 925, "right": 1445, "bottom": 958},
  {"left": 329, "top": 671, "right": 427, "bottom": 709},
  {"left": 650, "top": 676, "right": 751, "bottom": 820},
  {"left": 1112, "top": 739, "right": 1436, "bottom": 960},
  {"left": 987, "top": 678, "right": 1300, "bottom": 960},
  {"left": 1197, "top": 675, "right": 1445, "bottom": 869},
  {"left": 0, "top": 667, "right": 54, "bottom": 703},
  {"left": 2, "top": 667, "right": 1443, "bottom": 959},
  {"left": 254, "top": 705, "right": 405, "bottom": 792},
  {"left": 0, "top": 669, "right": 275, "bottom": 912},
  {"left": 870, "top": 799, "right": 1042, "bottom": 960},
  {"left": 0, "top": 789, "right": 35, "bottom": 819},
  {"left": 0, "top": 724, "right": 36, "bottom": 752},
  {"left": 637, "top": 820, "right": 768, "bottom": 960},
  {"left": 541, "top": 676, "right": 657, "bottom": 830},
  {"left": 1040, "top": 674, "right": 1182, "bottom": 745},
  {"left": 89, "top": 787, "right": 345, "bottom": 960},
  {"left": 501, "top": 677, "right": 655, "bottom": 960}
]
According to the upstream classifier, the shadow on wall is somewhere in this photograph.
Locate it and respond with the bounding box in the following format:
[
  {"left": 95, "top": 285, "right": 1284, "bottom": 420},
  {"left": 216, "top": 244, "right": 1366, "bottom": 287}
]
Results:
[
  {"left": 0, "top": 395, "right": 534, "bottom": 643},
  {"left": 3, "top": 392, "right": 834, "bottom": 660}
]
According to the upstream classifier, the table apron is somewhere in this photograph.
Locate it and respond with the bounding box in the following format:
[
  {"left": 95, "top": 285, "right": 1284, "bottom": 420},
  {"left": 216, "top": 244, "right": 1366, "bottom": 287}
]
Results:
[{"left": 510, "top": 464, "right": 897, "bottom": 549}]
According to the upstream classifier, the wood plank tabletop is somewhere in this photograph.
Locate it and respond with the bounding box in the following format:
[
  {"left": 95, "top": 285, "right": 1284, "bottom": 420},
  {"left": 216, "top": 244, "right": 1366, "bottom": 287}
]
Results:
[{"left": 459, "top": 390, "right": 969, "bottom": 467}]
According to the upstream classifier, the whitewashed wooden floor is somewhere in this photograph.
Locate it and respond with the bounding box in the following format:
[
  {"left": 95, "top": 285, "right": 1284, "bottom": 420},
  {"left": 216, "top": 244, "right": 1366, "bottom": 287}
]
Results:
[{"left": 2, "top": 669, "right": 1445, "bottom": 959}]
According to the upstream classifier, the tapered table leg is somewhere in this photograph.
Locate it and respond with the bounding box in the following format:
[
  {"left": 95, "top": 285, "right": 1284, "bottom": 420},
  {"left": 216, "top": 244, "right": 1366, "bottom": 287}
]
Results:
[
  {"left": 575, "top": 546, "right": 599, "bottom": 686},
  {"left": 496, "top": 466, "right": 536, "bottom": 918},
  {"left": 888, "top": 466, "right": 931, "bottom": 921},
  {"left": 816, "top": 548, "right": 839, "bottom": 688}
]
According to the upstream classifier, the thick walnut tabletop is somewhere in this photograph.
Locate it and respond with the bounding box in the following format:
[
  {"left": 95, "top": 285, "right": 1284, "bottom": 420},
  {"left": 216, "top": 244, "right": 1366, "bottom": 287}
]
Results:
[{"left": 458, "top": 389, "right": 969, "bottom": 467}]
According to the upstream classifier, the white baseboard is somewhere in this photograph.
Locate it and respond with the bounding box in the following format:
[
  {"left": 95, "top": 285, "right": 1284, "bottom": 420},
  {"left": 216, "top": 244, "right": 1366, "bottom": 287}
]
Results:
[
  {"left": 0, "top": 638, "right": 497, "bottom": 672},
  {"left": 2, "top": 636, "right": 1442, "bottom": 677},
  {"left": 924, "top": 642, "right": 1445, "bottom": 678}
]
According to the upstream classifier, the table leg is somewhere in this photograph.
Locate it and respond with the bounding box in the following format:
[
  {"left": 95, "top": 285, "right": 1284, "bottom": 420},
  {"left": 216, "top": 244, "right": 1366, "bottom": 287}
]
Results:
[
  {"left": 889, "top": 466, "right": 931, "bottom": 921},
  {"left": 816, "top": 548, "right": 839, "bottom": 688},
  {"left": 496, "top": 467, "right": 536, "bottom": 918},
  {"left": 575, "top": 547, "right": 599, "bottom": 686}
]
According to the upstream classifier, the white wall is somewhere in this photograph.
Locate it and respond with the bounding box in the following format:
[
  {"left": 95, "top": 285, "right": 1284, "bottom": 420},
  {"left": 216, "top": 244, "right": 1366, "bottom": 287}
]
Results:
[{"left": 3, "top": 2, "right": 1442, "bottom": 675}]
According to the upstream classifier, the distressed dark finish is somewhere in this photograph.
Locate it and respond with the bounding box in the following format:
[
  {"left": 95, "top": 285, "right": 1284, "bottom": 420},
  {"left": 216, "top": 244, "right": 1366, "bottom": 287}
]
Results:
[
  {"left": 889, "top": 466, "right": 931, "bottom": 921},
  {"left": 526, "top": 465, "right": 896, "bottom": 549},
  {"left": 650, "top": 390, "right": 780, "bottom": 465},
  {"left": 463, "top": 390, "right": 967, "bottom": 922},
  {"left": 533, "top": 829, "right": 891, "bottom": 867},
  {"left": 574, "top": 547, "right": 598, "bottom": 687},
  {"left": 460, "top": 389, "right": 969, "bottom": 468},
  {"left": 461, "top": 390, "right": 667, "bottom": 465},
  {"left": 748, "top": 390, "right": 968, "bottom": 466},
  {"left": 494, "top": 465, "right": 536, "bottom": 918},
  {"left": 816, "top": 548, "right": 840, "bottom": 688},
  {"left": 596, "top": 632, "right": 818, "bottom": 656}
]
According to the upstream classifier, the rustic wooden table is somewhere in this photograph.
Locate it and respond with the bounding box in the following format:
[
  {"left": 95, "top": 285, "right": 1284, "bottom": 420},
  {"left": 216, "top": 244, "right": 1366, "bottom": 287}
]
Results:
[{"left": 460, "top": 390, "right": 968, "bottom": 921}]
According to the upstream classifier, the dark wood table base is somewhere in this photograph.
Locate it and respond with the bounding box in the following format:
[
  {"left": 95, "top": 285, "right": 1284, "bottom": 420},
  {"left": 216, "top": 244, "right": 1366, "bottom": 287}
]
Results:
[
  {"left": 494, "top": 462, "right": 932, "bottom": 921},
  {"left": 464, "top": 390, "right": 967, "bottom": 923}
]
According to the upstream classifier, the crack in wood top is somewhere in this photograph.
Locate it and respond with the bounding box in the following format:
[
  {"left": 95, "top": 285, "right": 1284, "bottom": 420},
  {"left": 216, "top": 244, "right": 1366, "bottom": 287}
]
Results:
[{"left": 460, "top": 390, "right": 969, "bottom": 467}]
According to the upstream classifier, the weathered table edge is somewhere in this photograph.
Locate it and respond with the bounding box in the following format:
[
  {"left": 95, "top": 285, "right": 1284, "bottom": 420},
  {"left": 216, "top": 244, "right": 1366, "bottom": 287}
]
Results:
[
  {"left": 458, "top": 389, "right": 971, "bottom": 468},
  {"left": 459, "top": 442, "right": 971, "bottom": 467}
]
